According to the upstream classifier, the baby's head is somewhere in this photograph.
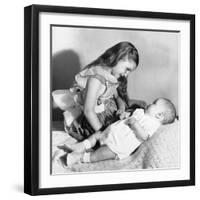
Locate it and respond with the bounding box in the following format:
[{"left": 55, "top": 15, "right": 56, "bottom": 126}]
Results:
[{"left": 145, "top": 98, "right": 176, "bottom": 124}]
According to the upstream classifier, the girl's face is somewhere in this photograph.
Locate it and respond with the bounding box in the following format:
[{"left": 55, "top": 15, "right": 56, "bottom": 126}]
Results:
[{"left": 111, "top": 58, "right": 137, "bottom": 79}]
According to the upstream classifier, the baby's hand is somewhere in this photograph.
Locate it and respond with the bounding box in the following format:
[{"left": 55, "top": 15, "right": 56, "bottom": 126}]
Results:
[
  {"left": 125, "top": 117, "right": 137, "bottom": 129},
  {"left": 117, "top": 110, "right": 130, "bottom": 120}
]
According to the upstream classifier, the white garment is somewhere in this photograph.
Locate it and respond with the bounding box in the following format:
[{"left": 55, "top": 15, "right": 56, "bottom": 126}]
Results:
[{"left": 100, "top": 109, "right": 160, "bottom": 159}]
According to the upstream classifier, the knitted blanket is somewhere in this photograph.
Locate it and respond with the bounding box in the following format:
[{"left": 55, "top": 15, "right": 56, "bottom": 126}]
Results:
[
  {"left": 52, "top": 121, "right": 179, "bottom": 174},
  {"left": 71, "top": 121, "right": 179, "bottom": 172}
]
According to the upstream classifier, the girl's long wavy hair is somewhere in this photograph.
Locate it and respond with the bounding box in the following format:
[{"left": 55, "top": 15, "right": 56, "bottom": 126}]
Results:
[
  {"left": 85, "top": 42, "right": 139, "bottom": 107},
  {"left": 85, "top": 41, "right": 139, "bottom": 69}
]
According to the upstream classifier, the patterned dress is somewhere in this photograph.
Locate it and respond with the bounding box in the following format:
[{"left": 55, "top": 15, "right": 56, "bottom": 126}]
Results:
[{"left": 65, "top": 66, "right": 119, "bottom": 141}]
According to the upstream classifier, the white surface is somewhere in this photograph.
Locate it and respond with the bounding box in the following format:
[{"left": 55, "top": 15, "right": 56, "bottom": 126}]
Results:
[{"left": 0, "top": 0, "right": 199, "bottom": 199}]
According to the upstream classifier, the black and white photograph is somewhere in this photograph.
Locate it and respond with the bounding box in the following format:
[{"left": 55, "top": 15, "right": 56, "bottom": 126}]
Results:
[
  {"left": 24, "top": 5, "right": 195, "bottom": 195},
  {"left": 51, "top": 26, "right": 179, "bottom": 174}
]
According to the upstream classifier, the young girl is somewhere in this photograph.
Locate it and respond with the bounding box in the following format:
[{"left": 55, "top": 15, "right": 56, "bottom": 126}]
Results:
[{"left": 52, "top": 41, "right": 139, "bottom": 141}]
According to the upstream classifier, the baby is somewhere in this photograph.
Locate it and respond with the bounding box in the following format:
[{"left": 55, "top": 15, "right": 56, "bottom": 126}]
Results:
[{"left": 55, "top": 97, "right": 176, "bottom": 166}]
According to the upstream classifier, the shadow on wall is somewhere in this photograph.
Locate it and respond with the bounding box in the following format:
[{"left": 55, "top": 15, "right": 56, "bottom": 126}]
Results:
[
  {"left": 52, "top": 50, "right": 81, "bottom": 121},
  {"left": 52, "top": 49, "right": 81, "bottom": 90}
]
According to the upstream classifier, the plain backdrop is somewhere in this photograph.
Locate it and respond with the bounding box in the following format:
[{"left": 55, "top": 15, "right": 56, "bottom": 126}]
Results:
[
  {"left": 0, "top": 0, "right": 199, "bottom": 199},
  {"left": 52, "top": 27, "right": 178, "bottom": 114}
]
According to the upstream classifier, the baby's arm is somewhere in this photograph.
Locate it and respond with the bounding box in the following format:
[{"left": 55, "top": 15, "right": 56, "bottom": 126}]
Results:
[{"left": 126, "top": 117, "right": 149, "bottom": 141}]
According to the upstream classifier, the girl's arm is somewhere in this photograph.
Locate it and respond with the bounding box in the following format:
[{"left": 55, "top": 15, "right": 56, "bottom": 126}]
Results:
[
  {"left": 116, "top": 96, "right": 126, "bottom": 111},
  {"left": 83, "top": 77, "right": 104, "bottom": 131},
  {"left": 116, "top": 94, "right": 130, "bottom": 119},
  {"left": 126, "top": 118, "right": 149, "bottom": 141}
]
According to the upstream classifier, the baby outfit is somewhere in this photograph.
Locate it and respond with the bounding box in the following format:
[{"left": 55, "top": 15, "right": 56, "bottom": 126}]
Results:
[{"left": 100, "top": 109, "right": 161, "bottom": 159}]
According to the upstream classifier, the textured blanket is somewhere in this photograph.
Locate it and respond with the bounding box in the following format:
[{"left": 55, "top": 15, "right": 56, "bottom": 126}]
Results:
[{"left": 52, "top": 121, "right": 179, "bottom": 174}]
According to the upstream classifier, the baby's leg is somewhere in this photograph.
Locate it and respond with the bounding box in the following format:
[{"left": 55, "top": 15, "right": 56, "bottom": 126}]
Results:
[
  {"left": 89, "top": 145, "right": 117, "bottom": 162},
  {"left": 64, "top": 145, "right": 117, "bottom": 166},
  {"left": 64, "top": 131, "right": 102, "bottom": 153}
]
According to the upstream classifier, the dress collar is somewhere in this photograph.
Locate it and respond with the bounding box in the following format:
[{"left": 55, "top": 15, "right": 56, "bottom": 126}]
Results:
[{"left": 79, "top": 66, "right": 118, "bottom": 84}]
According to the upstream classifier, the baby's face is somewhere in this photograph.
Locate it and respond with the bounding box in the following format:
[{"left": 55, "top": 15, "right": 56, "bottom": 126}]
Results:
[{"left": 145, "top": 98, "right": 166, "bottom": 118}]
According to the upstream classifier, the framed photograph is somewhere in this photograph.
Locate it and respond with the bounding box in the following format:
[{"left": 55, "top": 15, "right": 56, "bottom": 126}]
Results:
[{"left": 24, "top": 4, "right": 195, "bottom": 195}]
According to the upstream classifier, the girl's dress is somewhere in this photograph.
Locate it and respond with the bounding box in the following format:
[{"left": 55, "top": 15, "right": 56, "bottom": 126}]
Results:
[{"left": 53, "top": 66, "right": 119, "bottom": 141}]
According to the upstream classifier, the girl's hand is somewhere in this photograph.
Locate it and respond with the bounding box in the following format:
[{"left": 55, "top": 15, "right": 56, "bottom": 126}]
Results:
[
  {"left": 116, "top": 108, "right": 125, "bottom": 116},
  {"left": 117, "top": 111, "right": 131, "bottom": 120}
]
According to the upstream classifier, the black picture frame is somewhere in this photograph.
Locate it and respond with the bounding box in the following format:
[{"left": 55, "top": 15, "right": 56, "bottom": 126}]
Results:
[{"left": 24, "top": 4, "right": 195, "bottom": 196}]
